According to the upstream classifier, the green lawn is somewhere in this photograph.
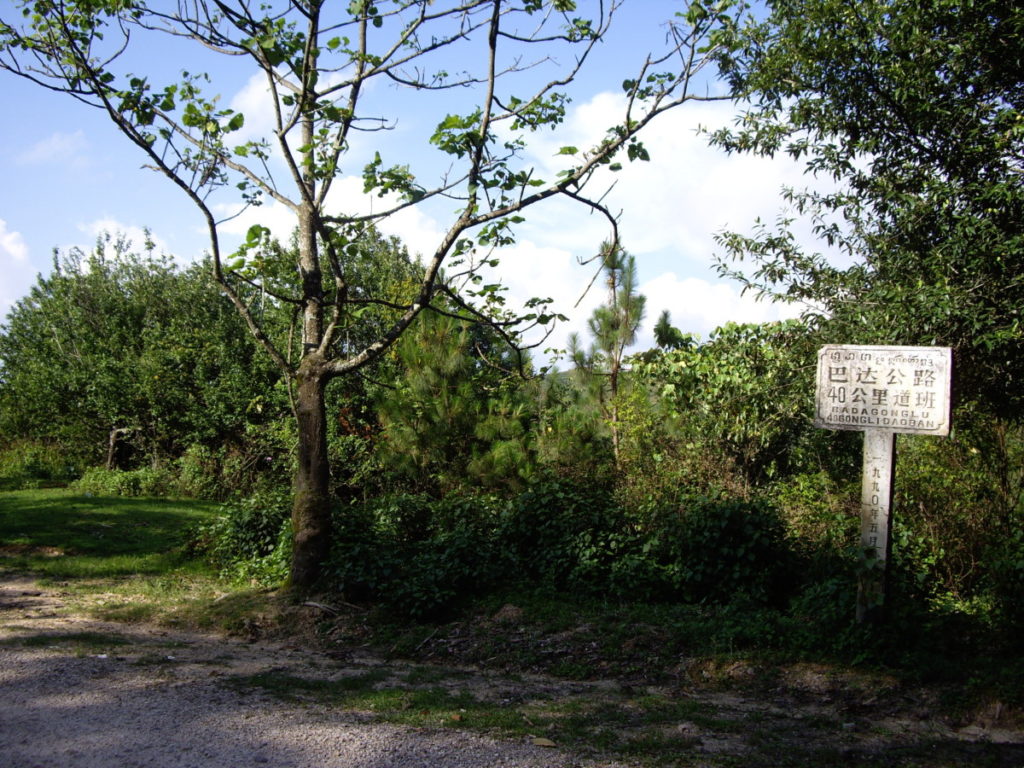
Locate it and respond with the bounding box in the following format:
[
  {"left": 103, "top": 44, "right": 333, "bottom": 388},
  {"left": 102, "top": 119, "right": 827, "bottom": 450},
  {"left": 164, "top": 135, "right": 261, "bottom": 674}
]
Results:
[
  {"left": 0, "top": 488, "right": 274, "bottom": 627},
  {"left": 0, "top": 488, "right": 217, "bottom": 579}
]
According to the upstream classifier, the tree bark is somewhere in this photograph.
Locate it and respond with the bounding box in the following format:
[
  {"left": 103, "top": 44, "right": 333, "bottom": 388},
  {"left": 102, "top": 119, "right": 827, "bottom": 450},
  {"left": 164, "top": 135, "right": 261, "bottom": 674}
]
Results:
[
  {"left": 106, "top": 427, "right": 132, "bottom": 471},
  {"left": 289, "top": 363, "right": 332, "bottom": 593}
]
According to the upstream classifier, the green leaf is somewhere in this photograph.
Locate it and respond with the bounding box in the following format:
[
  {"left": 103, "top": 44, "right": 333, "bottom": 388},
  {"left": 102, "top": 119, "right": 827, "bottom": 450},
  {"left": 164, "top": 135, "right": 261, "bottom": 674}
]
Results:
[{"left": 245, "top": 224, "right": 270, "bottom": 245}]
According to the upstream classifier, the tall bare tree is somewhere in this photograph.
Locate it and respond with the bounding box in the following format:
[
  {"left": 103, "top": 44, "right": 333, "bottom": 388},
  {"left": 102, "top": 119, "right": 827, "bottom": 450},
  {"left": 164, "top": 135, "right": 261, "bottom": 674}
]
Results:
[{"left": 0, "top": 0, "right": 741, "bottom": 590}]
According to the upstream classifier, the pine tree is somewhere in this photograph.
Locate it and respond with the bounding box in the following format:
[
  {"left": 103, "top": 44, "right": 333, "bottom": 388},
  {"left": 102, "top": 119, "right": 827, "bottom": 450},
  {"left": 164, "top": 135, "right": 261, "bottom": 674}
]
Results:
[{"left": 573, "top": 242, "right": 646, "bottom": 463}]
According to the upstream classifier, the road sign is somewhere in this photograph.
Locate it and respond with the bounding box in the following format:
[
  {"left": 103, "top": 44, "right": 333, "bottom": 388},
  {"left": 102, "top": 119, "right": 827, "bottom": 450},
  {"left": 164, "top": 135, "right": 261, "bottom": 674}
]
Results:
[
  {"left": 814, "top": 345, "right": 952, "bottom": 622},
  {"left": 815, "top": 345, "right": 952, "bottom": 435}
]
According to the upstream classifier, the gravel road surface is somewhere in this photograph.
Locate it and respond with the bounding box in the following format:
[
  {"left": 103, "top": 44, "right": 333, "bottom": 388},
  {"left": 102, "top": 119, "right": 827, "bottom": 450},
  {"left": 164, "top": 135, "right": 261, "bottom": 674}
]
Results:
[{"left": 0, "top": 576, "right": 621, "bottom": 768}]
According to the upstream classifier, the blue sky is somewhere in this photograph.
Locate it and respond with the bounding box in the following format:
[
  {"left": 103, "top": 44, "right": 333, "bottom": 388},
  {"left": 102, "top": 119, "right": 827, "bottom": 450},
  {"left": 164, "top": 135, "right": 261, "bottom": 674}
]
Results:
[{"left": 0, "top": 1, "right": 821, "bottom": 356}]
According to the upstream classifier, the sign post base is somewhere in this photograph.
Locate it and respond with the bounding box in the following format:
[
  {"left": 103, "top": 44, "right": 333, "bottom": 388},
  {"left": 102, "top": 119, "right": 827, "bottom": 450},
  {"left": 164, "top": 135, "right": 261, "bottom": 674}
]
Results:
[{"left": 856, "top": 429, "right": 895, "bottom": 623}]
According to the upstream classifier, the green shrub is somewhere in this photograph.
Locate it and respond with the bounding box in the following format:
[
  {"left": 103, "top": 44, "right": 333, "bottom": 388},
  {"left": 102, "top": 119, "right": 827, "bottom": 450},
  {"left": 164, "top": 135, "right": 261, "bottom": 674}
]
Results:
[
  {"left": 189, "top": 486, "right": 292, "bottom": 585},
  {"left": 0, "top": 441, "right": 81, "bottom": 490},
  {"left": 783, "top": 572, "right": 868, "bottom": 655},
  {"left": 72, "top": 465, "right": 173, "bottom": 497},
  {"left": 327, "top": 500, "right": 401, "bottom": 603},
  {"left": 770, "top": 470, "right": 858, "bottom": 550},
  {"left": 499, "top": 476, "right": 619, "bottom": 588},
  {"left": 387, "top": 527, "right": 506, "bottom": 620},
  {"left": 371, "top": 493, "right": 434, "bottom": 543},
  {"left": 171, "top": 439, "right": 292, "bottom": 501},
  {"left": 328, "top": 493, "right": 511, "bottom": 620},
  {"left": 327, "top": 482, "right": 802, "bottom": 616},
  {"left": 652, "top": 495, "right": 795, "bottom": 605},
  {"left": 173, "top": 444, "right": 223, "bottom": 499},
  {"left": 498, "top": 483, "right": 797, "bottom": 605},
  {"left": 228, "top": 519, "right": 292, "bottom": 587},
  {"left": 986, "top": 516, "right": 1024, "bottom": 635}
]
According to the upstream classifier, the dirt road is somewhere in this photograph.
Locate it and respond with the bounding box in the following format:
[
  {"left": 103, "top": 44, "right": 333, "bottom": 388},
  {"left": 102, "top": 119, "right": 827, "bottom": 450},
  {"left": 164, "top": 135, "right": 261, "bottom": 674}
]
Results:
[
  {"left": 0, "top": 576, "right": 619, "bottom": 768},
  {"left": 2, "top": 575, "right": 1022, "bottom": 768}
]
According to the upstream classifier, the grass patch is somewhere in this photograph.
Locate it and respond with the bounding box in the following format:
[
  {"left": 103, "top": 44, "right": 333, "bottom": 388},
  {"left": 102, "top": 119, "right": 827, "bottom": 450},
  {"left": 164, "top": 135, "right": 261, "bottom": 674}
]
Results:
[
  {"left": 0, "top": 489, "right": 217, "bottom": 577},
  {"left": 231, "top": 670, "right": 545, "bottom": 733},
  {"left": 229, "top": 669, "right": 773, "bottom": 764},
  {"left": 360, "top": 587, "right": 1023, "bottom": 711},
  {"left": 0, "top": 488, "right": 277, "bottom": 631},
  {"left": 362, "top": 591, "right": 788, "bottom": 685},
  {"left": 0, "top": 630, "right": 133, "bottom": 650}
]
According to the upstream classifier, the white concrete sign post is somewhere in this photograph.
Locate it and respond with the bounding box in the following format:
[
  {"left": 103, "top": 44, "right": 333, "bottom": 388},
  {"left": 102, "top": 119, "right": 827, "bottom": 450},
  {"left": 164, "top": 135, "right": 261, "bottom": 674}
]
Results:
[{"left": 814, "top": 345, "right": 952, "bottom": 623}]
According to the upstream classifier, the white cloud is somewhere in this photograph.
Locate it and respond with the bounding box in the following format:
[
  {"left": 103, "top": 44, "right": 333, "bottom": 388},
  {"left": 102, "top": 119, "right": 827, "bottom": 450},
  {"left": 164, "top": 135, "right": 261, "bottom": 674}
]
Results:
[
  {"left": 77, "top": 218, "right": 173, "bottom": 260},
  {"left": 229, "top": 73, "right": 279, "bottom": 143},
  {"left": 16, "top": 130, "right": 90, "bottom": 167},
  {"left": 507, "top": 91, "right": 848, "bottom": 277},
  {"left": 0, "top": 220, "right": 34, "bottom": 317},
  {"left": 639, "top": 271, "right": 803, "bottom": 346},
  {"left": 488, "top": 91, "right": 837, "bottom": 355},
  {"left": 0, "top": 219, "right": 28, "bottom": 262},
  {"left": 214, "top": 200, "right": 299, "bottom": 242},
  {"left": 468, "top": 237, "right": 607, "bottom": 358},
  {"left": 524, "top": 94, "right": 822, "bottom": 262},
  {"left": 375, "top": 202, "right": 446, "bottom": 261},
  {"left": 319, "top": 177, "right": 449, "bottom": 260}
]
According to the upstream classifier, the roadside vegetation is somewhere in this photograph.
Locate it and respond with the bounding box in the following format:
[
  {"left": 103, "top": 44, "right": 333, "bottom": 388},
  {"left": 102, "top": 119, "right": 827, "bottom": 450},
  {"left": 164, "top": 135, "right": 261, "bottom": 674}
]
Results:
[
  {"left": 2, "top": 487, "right": 1023, "bottom": 767},
  {"left": 1, "top": 1, "right": 1023, "bottom": 764}
]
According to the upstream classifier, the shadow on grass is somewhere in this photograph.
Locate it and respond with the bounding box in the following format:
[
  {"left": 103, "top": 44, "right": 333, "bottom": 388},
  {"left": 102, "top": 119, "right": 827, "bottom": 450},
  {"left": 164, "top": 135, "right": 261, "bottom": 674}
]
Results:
[
  {"left": 0, "top": 630, "right": 134, "bottom": 649},
  {"left": 0, "top": 489, "right": 219, "bottom": 579}
]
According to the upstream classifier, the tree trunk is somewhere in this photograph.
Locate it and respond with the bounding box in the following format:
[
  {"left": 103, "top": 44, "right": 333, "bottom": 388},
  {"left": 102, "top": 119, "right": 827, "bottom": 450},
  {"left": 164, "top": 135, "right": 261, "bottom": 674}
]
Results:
[
  {"left": 106, "top": 427, "right": 132, "bottom": 470},
  {"left": 609, "top": 361, "right": 621, "bottom": 465},
  {"left": 289, "top": 364, "right": 332, "bottom": 593}
]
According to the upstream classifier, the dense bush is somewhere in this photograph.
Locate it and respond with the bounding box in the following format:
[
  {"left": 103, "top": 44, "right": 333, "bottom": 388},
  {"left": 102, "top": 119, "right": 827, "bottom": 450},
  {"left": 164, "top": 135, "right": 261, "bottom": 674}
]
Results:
[
  {"left": 986, "top": 517, "right": 1024, "bottom": 635},
  {"left": 189, "top": 486, "right": 292, "bottom": 585},
  {"left": 650, "top": 495, "right": 796, "bottom": 604},
  {"left": 321, "top": 479, "right": 806, "bottom": 619},
  {"left": 387, "top": 495, "right": 511, "bottom": 619},
  {"left": 499, "top": 476, "right": 618, "bottom": 589},
  {"left": 72, "top": 465, "right": 174, "bottom": 497},
  {"left": 174, "top": 431, "right": 292, "bottom": 501},
  {"left": 0, "top": 441, "right": 81, "bottom": 490},
  {"left": 327, "top": 493, "right": 511, "bottom": 619}
]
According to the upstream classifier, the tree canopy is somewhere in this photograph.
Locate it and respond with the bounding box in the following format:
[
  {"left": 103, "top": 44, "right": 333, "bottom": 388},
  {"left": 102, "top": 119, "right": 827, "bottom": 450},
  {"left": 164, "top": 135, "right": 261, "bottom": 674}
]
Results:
[
  {"left": 710, "top": 0, "right": 1024, "bottom": 419},
  {"left": 0, "top": 0, "right": 745, "bottom": 588},
  {"left": 0, "top": 236, "right": 276, "bottom": 466}
]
